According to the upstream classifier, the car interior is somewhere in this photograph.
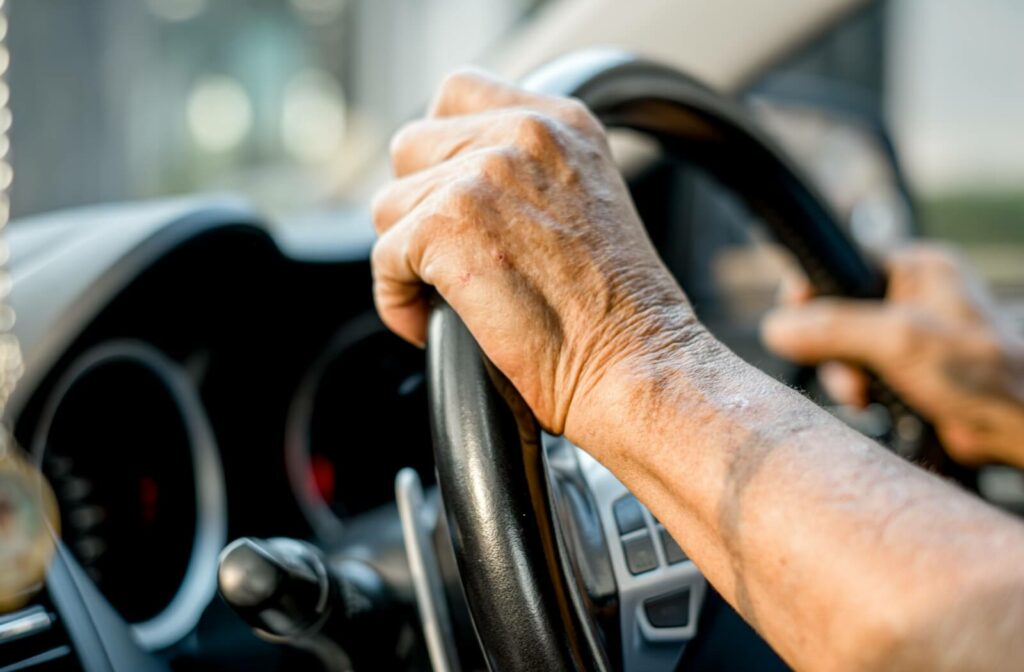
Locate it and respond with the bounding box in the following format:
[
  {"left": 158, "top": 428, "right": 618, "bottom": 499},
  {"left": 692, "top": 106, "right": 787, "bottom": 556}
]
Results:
[{"left": 1, "top": 1, "right": 1022, "bottom": 671}]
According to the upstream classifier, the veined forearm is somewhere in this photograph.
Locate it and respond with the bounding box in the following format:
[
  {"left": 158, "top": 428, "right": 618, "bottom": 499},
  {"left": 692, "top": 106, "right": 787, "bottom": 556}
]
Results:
[
  {"left": 368, "top": 69, "right": 1024, "bottom": 670},
  {"left": 576, "top": 344, "right": 1024, "bottom": 671}
]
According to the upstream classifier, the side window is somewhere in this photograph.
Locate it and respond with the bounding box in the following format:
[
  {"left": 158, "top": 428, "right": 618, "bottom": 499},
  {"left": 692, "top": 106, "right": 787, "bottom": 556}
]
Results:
[
  {"left": 748, "top": 0, "right": 1024, "bottom": 332},
  {"left": 615, "top": 4, "right": 906, "bottom": 377},
  {"left": 886, "top": 0, "right": 1024, "bottom": 331},
  {"left": 747, "top": 2, "right": 912, "bottom": 261},
  {"left": 619, "top": 1, "right": 1023, "bottom": 393},
  {"left": 8, "top": 0, "right": 551, "bottom": 218}
]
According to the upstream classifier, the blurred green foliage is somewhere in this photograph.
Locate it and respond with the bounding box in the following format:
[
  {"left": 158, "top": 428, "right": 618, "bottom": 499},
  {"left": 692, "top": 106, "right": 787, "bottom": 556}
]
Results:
[{"left": 920, "top": 192, "right": 1024, "bottom": 243}]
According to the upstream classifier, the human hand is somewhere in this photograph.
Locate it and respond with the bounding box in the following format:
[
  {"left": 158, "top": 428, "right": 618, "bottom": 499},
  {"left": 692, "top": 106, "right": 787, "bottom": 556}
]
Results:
[
  {"left": 762, "top": 244, "right": 1024, "bottom": 466},
  {"left": 371, "top": 69, "right": 712, "bottom": 439}
]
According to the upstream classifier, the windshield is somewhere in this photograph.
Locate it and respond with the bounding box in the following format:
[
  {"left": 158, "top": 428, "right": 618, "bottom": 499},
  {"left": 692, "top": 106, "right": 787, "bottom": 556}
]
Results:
[
  {"left": 8, "top": 0, "right": 546, "bottom": 219},
  {"left": 7, "top": 0, "right": 1024, "bottom": 278}
]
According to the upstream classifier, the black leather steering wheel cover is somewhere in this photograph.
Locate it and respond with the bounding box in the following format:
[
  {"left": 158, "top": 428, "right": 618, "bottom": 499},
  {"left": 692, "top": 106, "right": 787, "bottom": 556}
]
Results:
[
  {"left": 427, "top": 303, "right": 604, "bottom": 671},
  {"left": 426, "top": 51, "right": 937, "bottom": 672},
  {"left": 545, "top": 57, "right": 884, "bottom": 298},
  {"left": 567, "top": 59, "right": 965, "bottom": 479}
]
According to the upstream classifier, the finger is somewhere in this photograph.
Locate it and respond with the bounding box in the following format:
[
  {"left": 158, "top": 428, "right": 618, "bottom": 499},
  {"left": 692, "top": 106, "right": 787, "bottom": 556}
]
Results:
[
  {"left": 761, "top": 298, "right": 908, "bottom": 369},
  {"left": 429, "top": 68, "right": 541, "bottom": 118},
  {"left": 372, "top": 168, "right": 441, "bottom": 234},
  {"left": 818, "top": 361, "right": 870, "bottom": 408},
  {"left": 371, "top": 217, "right": 432, "bottom": 347},
  {"left": 390, "top": 110, "right": 514, "bottom": 177},
  {"left": 373, "top": 149, "right": 499, "bottom": 234},
  {"left": 776, "top": 270, "right": 814, "bottom": 306},
  {"left": 937, "top": 422, "right": 988, "bottom": 466}
]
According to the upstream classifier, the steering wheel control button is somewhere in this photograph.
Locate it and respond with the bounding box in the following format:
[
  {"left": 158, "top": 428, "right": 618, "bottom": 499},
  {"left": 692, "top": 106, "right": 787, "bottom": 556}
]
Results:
[
  {"left": 644, "top": 589, "right": 692, "bottom": 629},
  {"left": 613, "top": 495, "right": 646, "bottom": 535},
  {"left": 622, "top": 532, "right": 658, "bottom": 575},
  {"left": 659, "top": 527, "right": 687, "bottom": 564}
]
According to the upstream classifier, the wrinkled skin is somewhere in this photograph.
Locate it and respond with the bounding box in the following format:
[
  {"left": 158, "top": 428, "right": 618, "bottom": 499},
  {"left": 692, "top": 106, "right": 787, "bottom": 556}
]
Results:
[
  {"left": 371, "top": 70, "right": 1024, "bottom": 672},
  {"left": 763, "top": 245, "right": 1024, "bottom": 467},
  {"left": 371, "top": 69, "right": 704, "bottom": 438}
]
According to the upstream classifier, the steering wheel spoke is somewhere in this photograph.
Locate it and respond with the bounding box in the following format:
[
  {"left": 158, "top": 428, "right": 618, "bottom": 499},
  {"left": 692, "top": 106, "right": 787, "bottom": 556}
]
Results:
[{"left": 547, "top": 434, "right": 708, "bottom": 670}]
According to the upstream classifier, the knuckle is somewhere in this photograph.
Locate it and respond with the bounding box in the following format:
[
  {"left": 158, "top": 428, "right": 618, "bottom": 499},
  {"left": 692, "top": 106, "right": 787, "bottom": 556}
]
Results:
[
  {"left": 440, "top": 68, "right": 480, "bottom": 93},
  {"left": 370, "top": 233, "right": 394, "bottom": 272},
  {"left": 407, "top": 213, "right": 450, "bottom": 281},
  {"left": 443, "top": 178, "right": 485, "bottom": 216},
  {"left": 389, "top": 121, "right": 421, "bottom": 168},
  {"left": 433, "top": 69, "right": 484, "bottom": 111},
  {"left": 369, "top": 189, "right": 391, "bottom": 231},
  {"left": 558, "top": 98, "right": 599, "bottom": 131},
  {"left": 478, "top": 147, "right": 518, "bottom": 183},
  {"left": 511, "top": 111, "right": 557, "bottom": 152}
]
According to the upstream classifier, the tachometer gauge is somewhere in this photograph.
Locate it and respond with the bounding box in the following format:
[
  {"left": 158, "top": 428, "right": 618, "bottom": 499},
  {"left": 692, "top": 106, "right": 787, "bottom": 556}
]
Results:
[{"left": 286, "top": 312, "right": 434, "bottom": 544}]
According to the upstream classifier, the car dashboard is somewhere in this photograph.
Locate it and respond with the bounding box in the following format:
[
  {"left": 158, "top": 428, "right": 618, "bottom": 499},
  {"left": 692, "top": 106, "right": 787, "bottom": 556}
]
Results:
[
  {"left": 0, "top": 155, "right": 898, "bottom": 671},
  {"left": 7, "top": 198, "right": 439, "bottom": 669}
]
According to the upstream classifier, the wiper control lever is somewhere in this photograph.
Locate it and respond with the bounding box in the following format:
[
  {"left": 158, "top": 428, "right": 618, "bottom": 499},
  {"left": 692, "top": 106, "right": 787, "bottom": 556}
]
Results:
[{"left": 218, "top": 537, "right": 394, "bottom": 671}]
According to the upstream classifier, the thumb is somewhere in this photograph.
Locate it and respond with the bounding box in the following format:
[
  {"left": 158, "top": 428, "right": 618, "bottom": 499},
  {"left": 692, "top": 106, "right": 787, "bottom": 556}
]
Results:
[{"left": 761, "top": 298, "right": 905, "bottom": 370}]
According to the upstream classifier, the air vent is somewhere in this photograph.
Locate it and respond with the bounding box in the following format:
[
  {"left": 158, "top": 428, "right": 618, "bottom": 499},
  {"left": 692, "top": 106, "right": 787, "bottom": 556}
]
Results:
[{"left": 0, "top": 603, "right": 78, "bottom": 672}]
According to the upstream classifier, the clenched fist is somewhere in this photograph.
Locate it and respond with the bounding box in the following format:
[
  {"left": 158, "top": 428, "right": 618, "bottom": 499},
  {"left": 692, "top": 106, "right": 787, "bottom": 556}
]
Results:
[
  {"left": 371, "top": 70, "right": 709, "bottom": 438},
  {"left": 763, "top": 244, "right": 1024, "bottom": 467},
  {"left": 369, "top": 70, "right": 1024, "bottom": 672}
]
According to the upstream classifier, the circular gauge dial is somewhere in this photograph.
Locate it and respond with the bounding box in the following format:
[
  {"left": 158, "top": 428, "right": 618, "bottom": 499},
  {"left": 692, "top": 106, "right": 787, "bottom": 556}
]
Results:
[
  {"left": 33, "top": 342, "right": 225, "bottom": 649},
  {"left": 287, "top": 313, "right": 435, "bottom": 542}
]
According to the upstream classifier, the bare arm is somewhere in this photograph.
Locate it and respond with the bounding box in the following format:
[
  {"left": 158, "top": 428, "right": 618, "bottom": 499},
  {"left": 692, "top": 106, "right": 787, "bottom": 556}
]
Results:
[
  {"left": 370, "top": 69, "right": 1024, "bottom": 671},
  {"left": 587, "top": 338, "right": 1024, "bottom": 671}
]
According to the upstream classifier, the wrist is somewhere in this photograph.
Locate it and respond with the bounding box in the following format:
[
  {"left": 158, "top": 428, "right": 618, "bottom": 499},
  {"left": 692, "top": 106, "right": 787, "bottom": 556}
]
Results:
[{"left": 564, "top": 323, "right": 747, "bottom": 469}]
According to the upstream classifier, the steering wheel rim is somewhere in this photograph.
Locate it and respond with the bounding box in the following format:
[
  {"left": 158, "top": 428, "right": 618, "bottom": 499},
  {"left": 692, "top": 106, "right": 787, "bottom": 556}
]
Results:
[{"left": 426, "top": 49, "right": 941, "bottom": 672}]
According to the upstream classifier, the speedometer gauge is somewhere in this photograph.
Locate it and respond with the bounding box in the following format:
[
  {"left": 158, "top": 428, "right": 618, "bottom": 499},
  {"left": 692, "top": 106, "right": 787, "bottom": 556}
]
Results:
[{"left": 32, "top": 341, "right": 226, "bottom": 650}]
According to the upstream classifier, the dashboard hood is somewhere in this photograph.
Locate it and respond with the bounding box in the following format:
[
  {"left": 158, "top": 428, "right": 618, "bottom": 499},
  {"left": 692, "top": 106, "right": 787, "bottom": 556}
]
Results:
[{"left": 7, "top": 196, "right": 375, "bottom": 421}]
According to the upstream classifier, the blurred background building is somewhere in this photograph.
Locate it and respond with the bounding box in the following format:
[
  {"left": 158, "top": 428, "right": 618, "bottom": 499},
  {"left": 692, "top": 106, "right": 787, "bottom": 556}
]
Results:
[
  {"left": 5, "top": 0, "right": 1024, "bottom": 281},
  {"left": 8, "top": 0, "right": 547, "bottom": 217}
]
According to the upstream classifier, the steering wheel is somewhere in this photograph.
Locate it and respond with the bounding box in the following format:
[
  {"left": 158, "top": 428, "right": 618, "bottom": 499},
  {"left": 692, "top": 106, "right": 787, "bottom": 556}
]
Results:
[{"left": 426, "top": 50, "right": 952, "bottom": 671}]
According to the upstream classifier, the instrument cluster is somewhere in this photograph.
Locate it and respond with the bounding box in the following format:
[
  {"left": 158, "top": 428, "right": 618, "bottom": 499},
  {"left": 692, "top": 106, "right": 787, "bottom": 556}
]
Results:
[{"left": 285, "top": 311, "right": 436, "bottom": 545}]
